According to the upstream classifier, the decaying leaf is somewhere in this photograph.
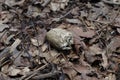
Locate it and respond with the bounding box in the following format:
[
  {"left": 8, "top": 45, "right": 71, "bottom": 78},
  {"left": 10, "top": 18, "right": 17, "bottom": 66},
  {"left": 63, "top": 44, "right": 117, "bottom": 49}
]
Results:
[
  {"left": 31, "top": 38, "right": 42, "bottom": 46},
  {"left": 68, "top": 26, "right": 96, "bottom": 38},
  {"left": 10, "top": 38, "right": 21, "bottom": 53},
  {"left": 41, "top": 43, "right": 48, "bottom": 52},
  {"left": 63, "top": 67, "right": 77, "bottom": 79},
  {"left": 50, "top": 0, "right": 69, "bottom": 11},
  {"left": 105, "top": 73, "right": 116, "bottom": 80},
  {"left": 107, "top": 36, "right": 120, "bottom": 52},
  {"left": 65, "top": 18, "right": 82, "bottom": 24},
  {"left": 19, "top": 67, "right": 30, "bottom": 75},
  {"left": 0, "top": 0, "right": 120, "bottom": 80},
  {"left": 5, "top": 34, "right": 15, "bottom": 44},
  {"left": 5, "top": 0, "right": 25, "bottom": 7},
  {"left": 8, "top": 66, "right": 30, "bottom": 76},
  {"left": 117, "top": 28, "right": 120, "bottom": 34},
  {"left": 0, "top": 23, "right": 9, "bottom": 32},
  {"left": 26, "top": 5, "right": 41, "bottom": 17},
  {"left": 84, "top": 44, "right": 103, "bottom": 65},
  {"left": 31, "top": 28, "right": 46, "bottom": 46},
  {"left": 0, "top": 11, "right": 13, "bottom": 23},
  {"left": 8, "top": 66, "right": 21, "bottom": 76}
]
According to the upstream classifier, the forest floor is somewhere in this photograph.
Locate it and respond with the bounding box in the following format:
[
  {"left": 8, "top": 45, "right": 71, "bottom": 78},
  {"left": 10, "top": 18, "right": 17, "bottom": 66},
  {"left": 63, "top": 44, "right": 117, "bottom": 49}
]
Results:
[{"left": 0, "top": 0, "right": 120, "bottom": 80}]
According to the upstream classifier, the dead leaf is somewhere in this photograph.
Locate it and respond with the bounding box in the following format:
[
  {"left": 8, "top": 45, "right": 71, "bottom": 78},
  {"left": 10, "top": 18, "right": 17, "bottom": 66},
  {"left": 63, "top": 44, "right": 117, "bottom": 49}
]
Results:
[
  {"left": 26, "top": 5, "right": 42, "bottom": 17},
  {"left": 68, "top": 26, "right": 96, "bottom": 38},
  {"left": 117, "top": 28, "right": 120, "bottom": 33},
  {"left": 65, "top": 18, "right": 82, "bottom": 24},
  {"left": 31, "top": 28, "right": 46, "bottom": 46},
  {"left": 5, "top": 0, "right": 25, "bottom": 7},
  {"left": 0, "top": 23, "right": 9, "bottom": 32},
  {"left": 8, "top": 66, "right": 21, "bottom": 76},
  {"left": 107, "top": 36, "right": 120, "bottom": 52},
  {"left": 10, "top": 38, "right": 21, "bottom": 53},
  {"left": 0, "top": 11, "right": 13, "bottom": 23},
  {"left": 19, "top": 67, "right": 30, "bottom": 75},
  {"left": 5, "top": 34, "right": 15, "bottom": 44},
  {"left": 101, "top": 51, "right": 108, "bottom": 68},
  {"left": 73, "top": 65, "right": 92, "bottom": 74},
  {"left": 50, "top": 0, "right": 69, "bottom": 11},
  {"left": 31, "top": 38, "right": 42, "bottom": 46},
  {"left": 50, "top": 2, "right": 60, "bottom": 11},
  {"left": 0, "top": 72, "right": 11, "bottom": 80},
  {"left": 105, "top": 73, "right": 116, "bottom": 80},
  {"left": 1, "top": 65, "right": 9, "bottom": 74},
  {"left": 41, "top": 43, "right": 48, "bottom": 52},
  {"left": 63, "top": 67, "right": 77, "bottom": 80}
]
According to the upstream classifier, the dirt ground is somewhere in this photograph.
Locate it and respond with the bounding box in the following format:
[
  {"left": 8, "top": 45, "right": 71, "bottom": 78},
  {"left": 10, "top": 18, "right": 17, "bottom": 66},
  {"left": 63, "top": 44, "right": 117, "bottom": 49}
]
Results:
[{"left": 0, "top": 0, "right": 120, "bottom": 80}]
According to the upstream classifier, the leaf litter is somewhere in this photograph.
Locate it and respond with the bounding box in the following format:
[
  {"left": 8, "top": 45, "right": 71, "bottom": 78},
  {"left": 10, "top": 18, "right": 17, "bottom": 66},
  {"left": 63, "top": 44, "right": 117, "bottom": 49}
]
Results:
[{"left": 0, "top": 0, "right": 120, "bottom": 80}]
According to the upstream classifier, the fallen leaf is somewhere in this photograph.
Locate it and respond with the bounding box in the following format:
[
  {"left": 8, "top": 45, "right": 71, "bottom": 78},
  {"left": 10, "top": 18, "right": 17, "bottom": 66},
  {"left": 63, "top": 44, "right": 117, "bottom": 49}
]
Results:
[
  {"left": 0, "top": 23, "right": 9, "bottom": 32},
  {"left": 41, "top": 43, "right": 48, "bottom": 52},
  {"left": 50, "top": 0, "right": 69, "bottom": 11},
  {"left": 63, "top": 67, "right": 77, "bottom": 80},
  {"left": 65, "top": 18, "right": 82, "bottom": 24},
  {"left": 0, "top": 72, "right": 11, "bottom": 80},
  {"left": 101, "top": 51, "right": 108, "bottom": 68},
  {"left": 107, "top": 36, "right": 120, "bottom": 52},
  {"left": 5, "top": 0, "right": 25, "bottom": 7},
  {"left": 31, "top": 28, "right": 46, "bottom": 46},
  {"left": 8, "top": 66, "right": 21, "bottom": 76},
  {"left": 73, "top": 65, "right": 92, "bottom": 74},
  {"left": 5, "top": 34, "right": 15, "bottom": 44},
  {"left": 0, "top": 11, "right": 13, "bottom": 23},
  {"left": 117, "top": 28, "right": 120, "bottom": 33},
  {"left": 1, "top": 65, "right": 9, "bottom": 74},
  {"left": 50, "top": 2, "right": 60, "bottom": 11},
  {"left": 31, "top": 38, "right": 42, "bottom": 46},
  {"left": 68, "top": 26, "right": 96, "bottom": 38},
  {"left": 19, "top": 67, "right": 30, "bottom": 75},
  {"left": 105, "top": 73, "right": 116, "bottom": 80},
  {"left": 10, "top": 38, "right": 21, "bottom": 53}
]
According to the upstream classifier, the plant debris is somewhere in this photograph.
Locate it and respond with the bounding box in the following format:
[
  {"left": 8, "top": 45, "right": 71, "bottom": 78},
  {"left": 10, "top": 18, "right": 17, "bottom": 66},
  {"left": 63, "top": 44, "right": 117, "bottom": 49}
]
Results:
[{"left": 0, "top": 0, "right": 120, "bottom": 80}]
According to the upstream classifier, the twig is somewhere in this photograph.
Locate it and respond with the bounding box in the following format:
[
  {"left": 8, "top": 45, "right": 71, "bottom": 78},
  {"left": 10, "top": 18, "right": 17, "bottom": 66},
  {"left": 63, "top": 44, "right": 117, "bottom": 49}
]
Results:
[
  {"left": 21, "top": 64, "right": 48, "bottom": 80},
  {"left": 97, "top": 8, "right": 120, "bottom": 33},
  {"left": 32, "top": 71, "right": 60, "bottom": 79},
  {"left": 41, "top": 0, "right": 51, "bottom": 7}
]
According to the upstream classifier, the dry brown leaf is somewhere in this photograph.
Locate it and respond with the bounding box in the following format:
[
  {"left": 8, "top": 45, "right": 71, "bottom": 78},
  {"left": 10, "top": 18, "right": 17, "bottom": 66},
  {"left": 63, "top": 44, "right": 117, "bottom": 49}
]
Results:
[
  {"left": 8, "top": 66, "right": 21, "bottom": 76},
  {"left": 31, "top": 38, "right": 42, "bottom": 46},
  {"left": 65, "top": 19, "right": 82, "bottom": 24},
  {"left": 107, "top": 36, "right": 120, "bottom": 52},
  {"left": 68, "top": 26, "right": 96, "bottom": 38},
  {"left": 117, "top": 28, "right": 120, "bottom": 33},
  {"left": 73, "top": 65, "right": 92, "bottom": 74},
  {"left": 0, "top": 72, "right": 11, "bottom": 80},
  {"left": 19, "top": 67, "right": 30, "bottom": 75},
  {"left": 0, "top": 30, "right": 8, "bottom": 43},
  {"left": 101, "top": 51, "right": 108, "bottom": 68},
  {"left": 10, "top": 38, "right": 21, "bottom": 53},
  {"left": 5, "top": 0, "right": 25, "bottom": 7},
  {"left": 41, "top": 43, "right": 48, "bottom": 52},
  {"left": 5, "top": 34, "right": 15, "bottom": 44},
  {"left": 31, "top": 28, "right": 46, "bottom": 46},
  {"left": 63, "top": 67, "right": 77, "bottom": 80},
  {"left": 1, "top": 65, "right": 9, "bottom": 74},
  {"left": 105, "top": 73, "right": 116, "bottom": 80},
  {"left": 0, "top": 23, "right": 9, "bottom": 32},
  {"left": 26, "top": 5, "right": 42, "bottom": 17},
  {"left": 8, "top": 66, "right": 30, "bottom": 76},
  {"left": 50, "top": 0, "right": 69, "bottom": 11},
  {"left": 0, "top": 11, "right": 13, "bottom": 23}
]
